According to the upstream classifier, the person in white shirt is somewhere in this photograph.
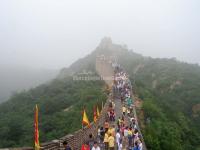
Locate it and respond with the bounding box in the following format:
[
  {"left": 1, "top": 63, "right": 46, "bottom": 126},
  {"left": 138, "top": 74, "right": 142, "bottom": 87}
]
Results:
[
  {"left": 118, "top": 139, "right": 123, "bottom": 150},
  {"left": 134, "top": 129, "right": 139, "bottom": 146},
  {"left": 116, "top": 129, "right": 121, "bottom": 146},
  {"left": 124, "top": 127, "right": 129, "bottom": 137},
  {"left": 91, "top": 141, "right": 100, "bottom": 150},
  {"left": 138, "top": 140, "right": 143, "bottom": 150}
]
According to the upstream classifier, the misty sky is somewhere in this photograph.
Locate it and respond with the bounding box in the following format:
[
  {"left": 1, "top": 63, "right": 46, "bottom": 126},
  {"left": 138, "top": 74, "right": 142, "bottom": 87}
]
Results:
[{"left": 0, "top": 0, "right": 200, "bottom": 70}]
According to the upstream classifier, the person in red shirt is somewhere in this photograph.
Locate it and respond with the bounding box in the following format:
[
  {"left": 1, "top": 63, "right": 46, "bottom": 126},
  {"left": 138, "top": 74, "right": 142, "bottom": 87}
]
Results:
[
  {"left": 121, "top": 124, "right": 125, "bottom": 137},
  {"left": 81, "top": 142, "right": 90, "bottom": 150}
]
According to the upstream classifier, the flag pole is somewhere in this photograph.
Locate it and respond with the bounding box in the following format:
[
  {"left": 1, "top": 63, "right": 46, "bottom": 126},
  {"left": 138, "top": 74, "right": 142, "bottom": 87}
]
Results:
[
  {"left": 82, "top": 106, "right": 84, "bottom": 130},
  {"left": 34, "top": 104, "right": 40, "bottom": 150},
  {"left": 102, "top": 101, "right": 104, "bottom": 112}
]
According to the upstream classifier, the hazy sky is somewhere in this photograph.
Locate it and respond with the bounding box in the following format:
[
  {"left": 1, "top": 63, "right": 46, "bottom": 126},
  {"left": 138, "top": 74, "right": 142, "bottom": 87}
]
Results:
[{"left": 0, "top": 0, "right": 200, "bottom": 69}]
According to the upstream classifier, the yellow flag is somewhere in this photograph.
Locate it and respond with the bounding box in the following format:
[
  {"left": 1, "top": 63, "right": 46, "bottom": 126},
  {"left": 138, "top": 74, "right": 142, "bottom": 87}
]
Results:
[
  {"left": 82, "top": 109, "right": 90, "bottom": 127},
  {"left": 97, "top": 106, "right": 100, "bottom": 118}
]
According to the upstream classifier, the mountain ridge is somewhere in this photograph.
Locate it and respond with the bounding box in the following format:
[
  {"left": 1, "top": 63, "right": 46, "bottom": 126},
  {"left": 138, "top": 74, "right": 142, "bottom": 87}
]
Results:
[{"left": 0, "top": 38, "right": 200, "bottom": 149}]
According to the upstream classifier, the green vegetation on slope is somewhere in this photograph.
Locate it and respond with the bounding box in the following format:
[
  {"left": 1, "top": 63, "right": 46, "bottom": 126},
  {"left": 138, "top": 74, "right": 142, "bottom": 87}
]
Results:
[
  {"left": 62, "top": 38, "right": 200, "bottom": 149},
  {"left": 134, "top": 59, "right": 200, "bottom": 150},
  {"left": 0, "top": 76, "right": 107, "bottom": 148},
  {"left": 118, "top": 50, "right": 200, "bottom": 149},
  {"left": 1, "top": 38, "right": 200, "bottom": 149}
]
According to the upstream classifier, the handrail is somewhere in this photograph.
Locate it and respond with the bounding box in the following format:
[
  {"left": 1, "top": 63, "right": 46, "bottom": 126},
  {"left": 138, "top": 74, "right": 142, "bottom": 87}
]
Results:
[{"left": 128, "top": 77, "right": 147, "bottom": 150}]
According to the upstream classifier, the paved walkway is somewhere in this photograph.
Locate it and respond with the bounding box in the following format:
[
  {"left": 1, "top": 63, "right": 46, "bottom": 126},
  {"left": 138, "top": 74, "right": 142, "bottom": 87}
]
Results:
[{"left": 96, "top": 67, "right": 146, "bottom": 150}]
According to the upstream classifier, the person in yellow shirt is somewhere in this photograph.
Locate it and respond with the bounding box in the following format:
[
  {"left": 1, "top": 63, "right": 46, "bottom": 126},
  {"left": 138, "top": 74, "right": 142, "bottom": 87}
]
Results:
[
  {"left": 104, "top": 131, "right": 109, "bottom": 150},
  {"left": 128, "top": 127, "right": 133, "bottom": 148},
  {"left": 111, "top": 125, "right": 115, "bottom": 136},
  {"left": 108, "top": 133, "right": 115, "bottom": 150},
  {"left": 122, "top": 106, "right": 126, "bottom": 116},
  {"left": 107, "top": 127, "right": 112, "bottom": 135},
  {"left": 117, "top": 117, "right": 121, "bottom": 128},
  {"left": 108, "top": 125, "right": 115, "bottom": 136},
  {"left": 127, "top": 108, "right": 130, "bottom": 117}
]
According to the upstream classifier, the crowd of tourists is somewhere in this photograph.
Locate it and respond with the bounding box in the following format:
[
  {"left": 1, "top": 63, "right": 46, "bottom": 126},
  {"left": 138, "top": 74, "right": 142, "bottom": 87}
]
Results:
[
  {"left": 63, "top": 67, "right": 143, "bottom": 150},
  {"left": 113, "top": 68, "right": 143, "bottom": 150}
]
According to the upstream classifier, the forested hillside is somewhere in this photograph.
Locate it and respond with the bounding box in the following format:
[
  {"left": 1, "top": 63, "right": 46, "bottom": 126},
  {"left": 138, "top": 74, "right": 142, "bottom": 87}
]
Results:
[
  {"left": 0, "top": 76, "right": 107, "bottom": 148},
  {"left": 0, "top": 38, "right": 113, "bottom": 148},
  {"left": 134, "top": 59, "right": 200, "bottom": 150},
  {"left": 0, "top": 38, "right": 200, "bottom": 149},
  {"left": 117, "top": 51, "right": 200, "bottom": 149},
  {"left": 66, "top": 39, "right": 200, "bottom": 149}
]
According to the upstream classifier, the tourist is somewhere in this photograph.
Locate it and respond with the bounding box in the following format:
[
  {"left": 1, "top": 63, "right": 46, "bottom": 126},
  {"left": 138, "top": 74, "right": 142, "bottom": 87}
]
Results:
[
  {"left": 127, "top": 108, "right": 130, "bottom": 117},
  {"left": 91, "top": 141, "right": 100, "bottom": 150},
  {"left": 116, "top": 129, "right": 121, "bottom": 149},
  {"left": 63, "top": 141, "right": 72, "bottom": 150},
  {"left": 100, "top": 126, "right": 105, "bottom": 143},
  {"left": 81, "top": 142, "right": 90, "bottom": 150},
  {"left": 122, "top": 106, "right": 126, "bottom": 116},
  {"left": 97, "top": 126, "right": 101, "bottom": 143},
  {"left": 128, "top": 127, "right": 133, "bottom": 148},
  {"left": 118, "top": 139, "right": 123, "bottom": 150},
  {"left": 133, "top": 139, "right": 142, "bottom": 150},
  {"left": 103, "top": 131, "right": 109, "bottom": 150},
  {"left": 104, "top": 120, "right": 110, "bottom": 132},
  {"left": 117, "top": 117, "right": 121, "bottom": 128},
  {"left": 88, "top": 134, "right": 94, "bottom": 150},
  {"left": 137, "top": 139, "right": 143, "bottom": 150},
  {"left": 133, "top": 129, "right": 139, "bottom": 146},
  {"left": 108, "top": 133, "right": 115, "bottom": 150}
]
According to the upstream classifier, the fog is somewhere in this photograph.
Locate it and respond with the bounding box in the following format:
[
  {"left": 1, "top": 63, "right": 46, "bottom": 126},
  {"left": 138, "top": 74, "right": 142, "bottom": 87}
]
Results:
[
  {"left": 0, "top": 65, "right": 58, "bottom": 102},
  {"left": 0, "top": 0, "right": 200, "bottom": 70},
  {"left": 0, "top": 0, "right": 200, "bottom": 101}
]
